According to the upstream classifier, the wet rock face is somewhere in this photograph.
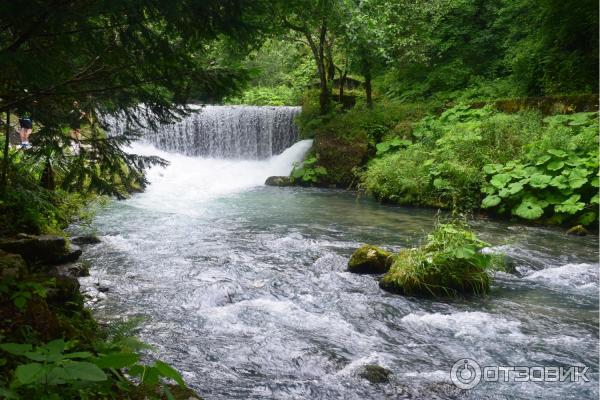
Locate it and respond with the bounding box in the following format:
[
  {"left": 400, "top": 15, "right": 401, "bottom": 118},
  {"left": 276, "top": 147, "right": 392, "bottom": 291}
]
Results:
[
  {"left": 348, "top": 245, "right": 393, "bottom": 274},
  {"left": 0, "top": 234, "right": 81, "bottom": 266},
  {"left": 359, "top": 364, "right": 391, "bottom": 384},
  {"left": 265, "top": 176, "right": 294, "bottom": 187}
]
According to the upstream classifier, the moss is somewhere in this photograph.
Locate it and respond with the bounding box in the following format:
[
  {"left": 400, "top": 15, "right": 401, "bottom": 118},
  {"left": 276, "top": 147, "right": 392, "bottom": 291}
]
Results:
[
  {"left": 379, "top": 249, "right": 491, "bottom": 297},
  {"left": 0, "top": 250, "right": 28, "bottom": 279},
  {"left": 313, "top": 130, "right": 368, "bottom": 187},
  {"left": 348, "top": 245, "right": 392, "bottom": 274},
  {"left": 359, "top": 364, "right": 391, "bottom": 384},
  {"left": 566, "top": 225, "right": 589, "bottom": 236}
]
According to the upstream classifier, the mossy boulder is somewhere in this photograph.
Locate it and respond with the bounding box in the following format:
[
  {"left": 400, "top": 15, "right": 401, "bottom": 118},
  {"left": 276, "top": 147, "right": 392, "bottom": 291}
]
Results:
[
  {"left": 265, "top": 176, "right": 294, "bottom": 187},
  {"left": 348, "top": 245, "right": 393, "bottom": 274},
  {"left": 0, "top": 234, "right": 81, "bottom": 266},
  {"left": 0, "top": 250, "right": 28, "bottom": 279},
  {"left": 359, "top": 364, "right": 391, "bottom": 384},
  {"left": 566, "top": 225, "right": 589, "bottom": 236},
  {"left": 313, "top": 130, "right": 368, "bottom": 187},
  {"left": 379, "top": 249, "right": 491, "bottom": 297}
]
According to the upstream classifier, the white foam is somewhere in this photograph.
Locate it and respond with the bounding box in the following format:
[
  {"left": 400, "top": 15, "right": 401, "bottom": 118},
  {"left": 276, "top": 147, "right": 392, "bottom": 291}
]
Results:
[
  {"left": 124, "top": 140, "right": 312, "bottom": 214},
  {"left": 523, "top": 263, "right": 599, "bottom": 290},
  {"left": 401, "top": 311, "right": 523, "bottom": 338}
]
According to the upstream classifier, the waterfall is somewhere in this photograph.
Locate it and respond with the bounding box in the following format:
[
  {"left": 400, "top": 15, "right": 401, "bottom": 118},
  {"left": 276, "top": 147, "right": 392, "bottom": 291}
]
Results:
[{"left": 116, "top": 105, "right": 301, "bottom": 159}]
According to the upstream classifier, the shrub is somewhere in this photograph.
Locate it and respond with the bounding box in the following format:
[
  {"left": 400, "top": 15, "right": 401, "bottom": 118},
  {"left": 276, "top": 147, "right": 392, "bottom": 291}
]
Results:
[
  {"left": 379, "top": 220, "right": 503, "bottom": 297},
  {"left": 362, "top": 105, "right": 599, "bottom": 221}
]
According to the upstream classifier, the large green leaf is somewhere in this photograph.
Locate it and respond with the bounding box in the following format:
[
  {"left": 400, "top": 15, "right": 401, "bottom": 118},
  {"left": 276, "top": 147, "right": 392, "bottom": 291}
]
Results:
[
  {"left": 555, "top": 194, "right": 585, "bottom": 214},
  {"left": 63, "top": 361, "right": 107, "bottom": 381},
  {"left": 549, "top": 175, "right": 569, "bottom": 189},
  {"left": 154, "top": 360, "right": 185, "bottom": 387},
  {"left": 490, "top": 173, "right": 511, "bottom": 189},
  {"left": 94, "top": 352, "right": 139, "bottom": 369},
  {"left": 547, "top": 149, "right": 567, "bottom": 158},
  {"left": 535, "top": 155, "right": 551, "bottom": 165},
  {"left": 481, "top": 195, "right": 501, "bottom": 208},
  {"left": 15, "top": 363, "right": 46, "bottom": 384},
  {"left": 546, "top": 160, "right": 564, "bottom": 171},
  {"left": 0, "top": 343, "right": 32, "bottom": 356},
  {"left": 507, "top": 182, "right": 524, "bottom": 195},
  {"left": 513, "top": 199, "right": 544, "bottom": 220},
  {"left": 528, "top": 174, "right": 552, "bottom": 189}
]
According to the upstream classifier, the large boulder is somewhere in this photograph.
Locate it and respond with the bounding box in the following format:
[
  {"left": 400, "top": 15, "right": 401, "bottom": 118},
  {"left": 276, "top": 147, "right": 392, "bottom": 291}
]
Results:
[
  {"left": 265, "top": 176, "right": 294, "bottom": 187},
  {"left": 348, "top": 245, "right": 393, "bottom": 274},
  {"left": 0, "top": 234, "right": 81, "bottom": 266},
  {"left": 0, "top": 250, "right": 28, "bottom": 279}
]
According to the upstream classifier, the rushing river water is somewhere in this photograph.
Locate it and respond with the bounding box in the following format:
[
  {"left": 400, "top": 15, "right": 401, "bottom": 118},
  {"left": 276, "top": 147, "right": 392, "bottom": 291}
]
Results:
[{"left": 72, "top": 138, "right": 599, "bottom": 400}]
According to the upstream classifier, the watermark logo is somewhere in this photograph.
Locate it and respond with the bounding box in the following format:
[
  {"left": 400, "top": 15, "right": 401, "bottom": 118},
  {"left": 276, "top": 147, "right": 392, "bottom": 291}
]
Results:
[
  {"left": 451, "top": 359, "right": 482, "bottom": 389},
  {"left": 450, "top": 358, "right": 590, "bottom": 389}
]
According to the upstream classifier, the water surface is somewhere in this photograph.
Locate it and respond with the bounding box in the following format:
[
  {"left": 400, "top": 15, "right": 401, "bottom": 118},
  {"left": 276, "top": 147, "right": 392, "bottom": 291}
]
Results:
[{"left": 74, "top": 143, "right": 599, "bottom": 400}]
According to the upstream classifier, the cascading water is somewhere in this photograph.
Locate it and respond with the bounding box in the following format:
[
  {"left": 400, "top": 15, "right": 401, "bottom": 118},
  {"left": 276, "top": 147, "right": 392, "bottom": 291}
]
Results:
[
  {"left": 116, "top": 105, "right": 301, "bottom": 159},
  {"left": 73, "top": 106, "right": 599, "bottom": 400}
]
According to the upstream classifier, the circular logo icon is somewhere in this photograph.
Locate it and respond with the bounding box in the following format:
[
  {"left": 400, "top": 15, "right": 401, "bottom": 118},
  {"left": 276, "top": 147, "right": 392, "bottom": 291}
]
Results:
[{"left": 450, "top": 358, "right": 481, "bottom": 389}]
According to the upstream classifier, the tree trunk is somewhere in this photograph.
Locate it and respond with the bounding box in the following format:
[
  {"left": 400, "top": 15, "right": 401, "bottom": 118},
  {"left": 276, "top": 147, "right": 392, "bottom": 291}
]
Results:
[
  {"left": 40, "top": 158, "right": 56, "bottom": 190},
  {"left": 1, "top": 111, "right": 9, "bottom": 192},
  {"left": 365, "top": 71, "right": 373, "bottom": 109},
  {"left": 339, "top": 69, "right": 347, "bottom": 102}
]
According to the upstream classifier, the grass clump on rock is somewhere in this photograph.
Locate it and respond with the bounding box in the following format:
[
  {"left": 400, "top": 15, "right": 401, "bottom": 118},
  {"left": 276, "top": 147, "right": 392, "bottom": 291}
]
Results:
[{"left": 379, "top": 220, "right": 503, "bottom": 297}]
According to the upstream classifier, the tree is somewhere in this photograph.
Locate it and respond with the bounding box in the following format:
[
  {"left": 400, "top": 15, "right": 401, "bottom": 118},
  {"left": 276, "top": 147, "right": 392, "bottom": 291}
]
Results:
[
  {"left": 275, "top": 0, "right": 342, "bottom": 114},
  {"left": 0, "top": 0, "right": 264, "bottom": 192}
]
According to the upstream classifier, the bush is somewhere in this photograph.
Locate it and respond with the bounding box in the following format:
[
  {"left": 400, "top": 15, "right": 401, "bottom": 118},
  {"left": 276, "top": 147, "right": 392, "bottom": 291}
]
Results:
[
  {"left": 361, "top": 105, "right": 599, "bottom": 220},
  {"left": 379, "top": 220, "right": 503, "bottom": 297},
  {"left": 481, "top": 112, "right": 599, "bottom": 226},
  {"left": 224, "top": 85, "right": 301, "bottom": 106}
]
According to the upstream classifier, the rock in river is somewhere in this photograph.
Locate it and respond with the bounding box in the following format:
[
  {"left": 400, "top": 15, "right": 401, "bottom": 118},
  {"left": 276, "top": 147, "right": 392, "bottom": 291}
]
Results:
[
  {"left": 265, "top": 176, "right": 294, "bottom": 187},
  {"left": 348, "top": 245, "right": 392, "bottom": 274}
]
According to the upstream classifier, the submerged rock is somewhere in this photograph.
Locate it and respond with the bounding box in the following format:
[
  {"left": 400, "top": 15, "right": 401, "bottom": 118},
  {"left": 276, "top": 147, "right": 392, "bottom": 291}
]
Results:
[
  {"left": 566, "top": 225, "right": 588, "bottom": 236},
  {"left": 71, "top": 235, "right": 101, "bottom": 245},
  {"left": 348, "top": 245, "right": 392, "bottom": 274},
  {"left": 359, "top": 364, "right": 391, "bottom": 384},
  {"left": 0, "top": 234, "right": 81, "bottom": 266},
  {"left": 265, "top": 176, "right": 294, "bottom": 187}
]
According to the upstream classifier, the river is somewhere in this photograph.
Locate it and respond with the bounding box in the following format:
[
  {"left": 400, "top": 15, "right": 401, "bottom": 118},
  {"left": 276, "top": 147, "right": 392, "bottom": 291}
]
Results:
[{"left": 73, "top": 107, "right": 599, "bottom": 399}]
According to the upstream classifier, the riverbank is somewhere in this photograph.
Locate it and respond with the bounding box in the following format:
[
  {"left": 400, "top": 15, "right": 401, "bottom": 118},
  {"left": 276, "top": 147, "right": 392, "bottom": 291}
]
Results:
[{"left": 282, "top": 95, "right": 599, "bottom": 232}]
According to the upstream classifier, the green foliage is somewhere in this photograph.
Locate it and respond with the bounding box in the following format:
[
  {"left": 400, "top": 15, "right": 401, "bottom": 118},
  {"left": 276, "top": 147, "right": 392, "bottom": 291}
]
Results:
[
  {"left": 380, "top": 220, "right": 503, "bottom": 297},
  {"left": 481, "top": 150, "right": 598, "bottom": 225},
  {"left": 375, "top": 137, "right": 411, "bottom": 156},
  {"left": 0, "top": 334, "right": 189, "bottom": 399},
  {"left": 291, "top": 156, "right": 328, "bottom": 184},
  {"left": 0, "top": 277, "right": 49, "bottom": 311},
  {"left": 362, "top": 105, "right": 599, "bottom": 224},
  {"left": 363, "top": 105, "right": 546, "bottom": 210},
  {"left": 225, "top": 86, "right": 300, "bottom": 106}
]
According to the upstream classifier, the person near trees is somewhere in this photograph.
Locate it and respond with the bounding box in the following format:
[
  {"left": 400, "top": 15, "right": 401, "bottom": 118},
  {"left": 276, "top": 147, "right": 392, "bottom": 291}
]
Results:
[{"left": 18, "top": 113, "right": 33, "bottom": 149}]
